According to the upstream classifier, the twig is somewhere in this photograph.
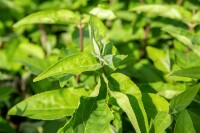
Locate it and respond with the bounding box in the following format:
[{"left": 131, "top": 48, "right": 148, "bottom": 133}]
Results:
[
  {"left": 177, "top": 0, "right": 183, "bottom": 6},
  {"left": 140, "top": 24, "right": 150, "bottom": 57},
  {"left": 76, "top": 16, "right": 84, "bottom": 83},
  {"left": 39, "top": 24, "right": 48, "bottom": 57}
]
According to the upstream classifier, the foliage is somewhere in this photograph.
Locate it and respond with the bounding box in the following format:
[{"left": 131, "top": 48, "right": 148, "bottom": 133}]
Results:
[{"left": 1, "top": 0, "right": 200, "bottom": 133}]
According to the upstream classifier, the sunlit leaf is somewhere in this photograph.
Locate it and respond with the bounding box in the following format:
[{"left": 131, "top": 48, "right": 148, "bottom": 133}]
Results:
[
  {"left": 149, "top": 111, "right": 172, "bottom": 133},
  {"left": 90, "top": 7, "right": 116, "bottom": 20},
  {"left": 111, "top": 91, "right": 141, "bottom": 133},
  {"left": 14, "top": 9, "right": 78, "bottom": 28},
  {"left": 131, "top": 5, "right": 192, "bottom": 24},
  {"left": 146, "top": 46, "right": 170, "bottom": 73},
  {"left": 58, "top": 76, "right": 114, "bottom": 133},
  {"left": 139, "top": 82, "right": 186, "bottom": 99},
  {"left": 33, "top": 52, "right": 101, "bottom": 82},
  {"left": 101, "top": 54, "right": 127, "bottom": 70},
  {"left": 131, "top": 5, "right": 182, "bottom": 20},
  {"left": 8, "top": 88, "right": 90, "bottom": 120},
  {"left": 170, "top": 83, "right": 200, "bottom": 113},
  {"left": 142, "top": 93, "right": 169, "bottom": 119},
  {"left": 174, "top": 110, "right": 196, "bottom": 133},
  {"left": 89, "top": 15, "right": 108, "bottom": 56}
]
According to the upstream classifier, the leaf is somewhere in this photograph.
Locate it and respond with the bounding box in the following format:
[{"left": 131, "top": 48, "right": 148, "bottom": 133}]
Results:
[
  {"left": 188, "top": 109, "right": 200, "bottom": 132},
  {"left": 162, "top": 25, "right": 200, "bottom": 57},
  {"left": 170, "top": 83, "right": 200, "bottom": 113},
  {"left": 142, "top": 93, "right": 169, "bottom": 119},
  {"left": 171, "top": 66, "right": 200, "bottom": 79},
  {"left": 89, "top": 15, "right": 108, "bottom": 56},
  {"left": 58, "top": 76, "right": 114, "bottom": 133},
  {"left": 139, "top": 82, "right": 186, "bottom": 99},
  {"left": 89, "top": 7, "right": 116, "bottom": 20},
  {"left": 131, "top": 5, "right": 182, "bottom": 20},
  {"left": 111, "top": 91, "right": 141, "bottom": 133},
  {"left": 108, "top": 73, "right": 148, "bottom": 133},
  {"left": 131, "top": 5, "right": 192, "bottom": 24},
  {"left": 149, "top": 112, "right": 172, "bottom": 133},
  {"left": 109, "top": 73, "right": 141, "bottom": 95},
  {"left": 33, "top": 52, "right": 101, "bottom": 82},
  {"left": 101, "top": 54, "right": 127, "bottom": 70},
  {"left": 8, "top": 88, "right": 90, "bottom": 120},
  {"left": 192, "top": 11, "right": 200, "bottom": 25},
  {"left": 174, "top": 110, "right": 196, "bottom": 133},
  {"left": 146, "top": 46, "right": 171, "bottom": 73},
  {"left": 14, "top": 9, "right": 78, "bottom": 28}
]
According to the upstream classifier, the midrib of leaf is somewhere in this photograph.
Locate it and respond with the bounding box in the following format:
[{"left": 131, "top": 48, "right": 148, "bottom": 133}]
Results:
[{"left": 34, "top": 63, "right": 101, "bottom": 81}]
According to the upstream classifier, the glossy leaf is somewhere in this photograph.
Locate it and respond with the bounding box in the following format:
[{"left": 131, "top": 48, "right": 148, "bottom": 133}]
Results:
[
  {"left": 111, "top": 91, "right": 141, "bottom": 133},
  {"left": 101, "top": 54, "right": 127, "bottom": 70},
  {"left": 171, "top": 66, "right": 200, "bottom": 79},
  {"left": 142, "top": 93, "right": 169, "bottom": 119},
  {"left": 33, "top": 52, "right": 101, "bottom": 82},
  {"left": 150, "top": 112, "right": 172, "bottom": 133},
  {"left": 109, "top": 73, "right": 141, "bottom": 95},
  {"left": 90, "top": 7, "right": 116, "bottom": 20},
  {"left": 174, "top": 110, "right": 196, "bottom": 133},
  {"left": 109, "top": 73, "right": 149, "bottom": 133},
  {"left": 8, "top": 88, "right": 90, "bottom": 120},
  {"left": 58, "top": 76, "right": 114, "bottom": 133},
  {"left": 170, "top": 83, "right": 200, "bottom": 113},
  {"left": 146, "top": 46, "right": 170, "bottom": 73},
  {"left": 89, "top": 15, "right": 108, "bottom": 56},
  {"left": 14, "top": 9, "right": 78, "bottom": 28}
]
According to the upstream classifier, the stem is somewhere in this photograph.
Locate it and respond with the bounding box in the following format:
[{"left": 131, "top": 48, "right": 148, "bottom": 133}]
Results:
[
  {"left": 140, "top": 0, "right": 145, "bottom": 4},
  {"left": 79, "top": 18, "right": 84, "bottom": 52},
  {"left": 76, "top": 16, "right": 84, "bottom": 83},
  {"left": 39, "top": 24, "right": 48, "bottom": 57},
  {"left": 140, "top": 24, "right": 150, "bottom": 58},
  {"left": 177, "top": 0, "right": 183, "bottom": 5}
]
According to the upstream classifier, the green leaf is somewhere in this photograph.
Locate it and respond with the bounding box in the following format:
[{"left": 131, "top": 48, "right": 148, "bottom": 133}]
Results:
[
  {"left": 188, "top": 109, "right": 200, "bottom": 132},
  {"left": 174, "top": 110, "right": 196, "bottom": 133},
  {"left": 146, "top": 46, "right": 171, "bottom": 73},
  {"left": 170, "top": 83, "right": 200, "bottom": 113},
  {"left": 108, "top": 73, "right": 149, "bottom": 133},
  {"left": 8, "top": 88, "right": 90, "bottom": 120},
  {"left": 33, "top": 52, "right": 101, "bottom": 82},
  {"left": 131, "top": 5, "right": 182, "bottom": 20},
  {"left": 171, "top": 66, "right": 200, "bottom": 79},
  {"left": 131, "top": 5, "right": 192, "bottom": 24},
  {"left": 58, "top": 76, "right": 114, "bottom": 133},
  {"left": 192, "top": 11, "right": 200, "bottom": 25},
  {"left": 142, "top": 93, "right": 169, "bottom": 119},
  {"left": 101, "top": 54, "right": 127, "bottom": 70},
  {"left": 111, "top": 91, "right": 141, "bottom": 133},
  {"left": 89, "top": 15, "right": 108, "bottom": 56},
  {"left": 149, "top": 112, "right": 172, "bottom": 133},
  {"left": 109, "top": 73, "right": 141, "bottom": 95},
  {"left": 90, "top": 7, "right": 116, "bottom": 20},
  {"left": 14, "top": 9, "right": 78, "bottom": 28},
  {"left": 139, "top": 82, "right": 186, "bottom": 99},
  {"left": 162, "top": 26, "right": 200, "bottom": 57}
]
